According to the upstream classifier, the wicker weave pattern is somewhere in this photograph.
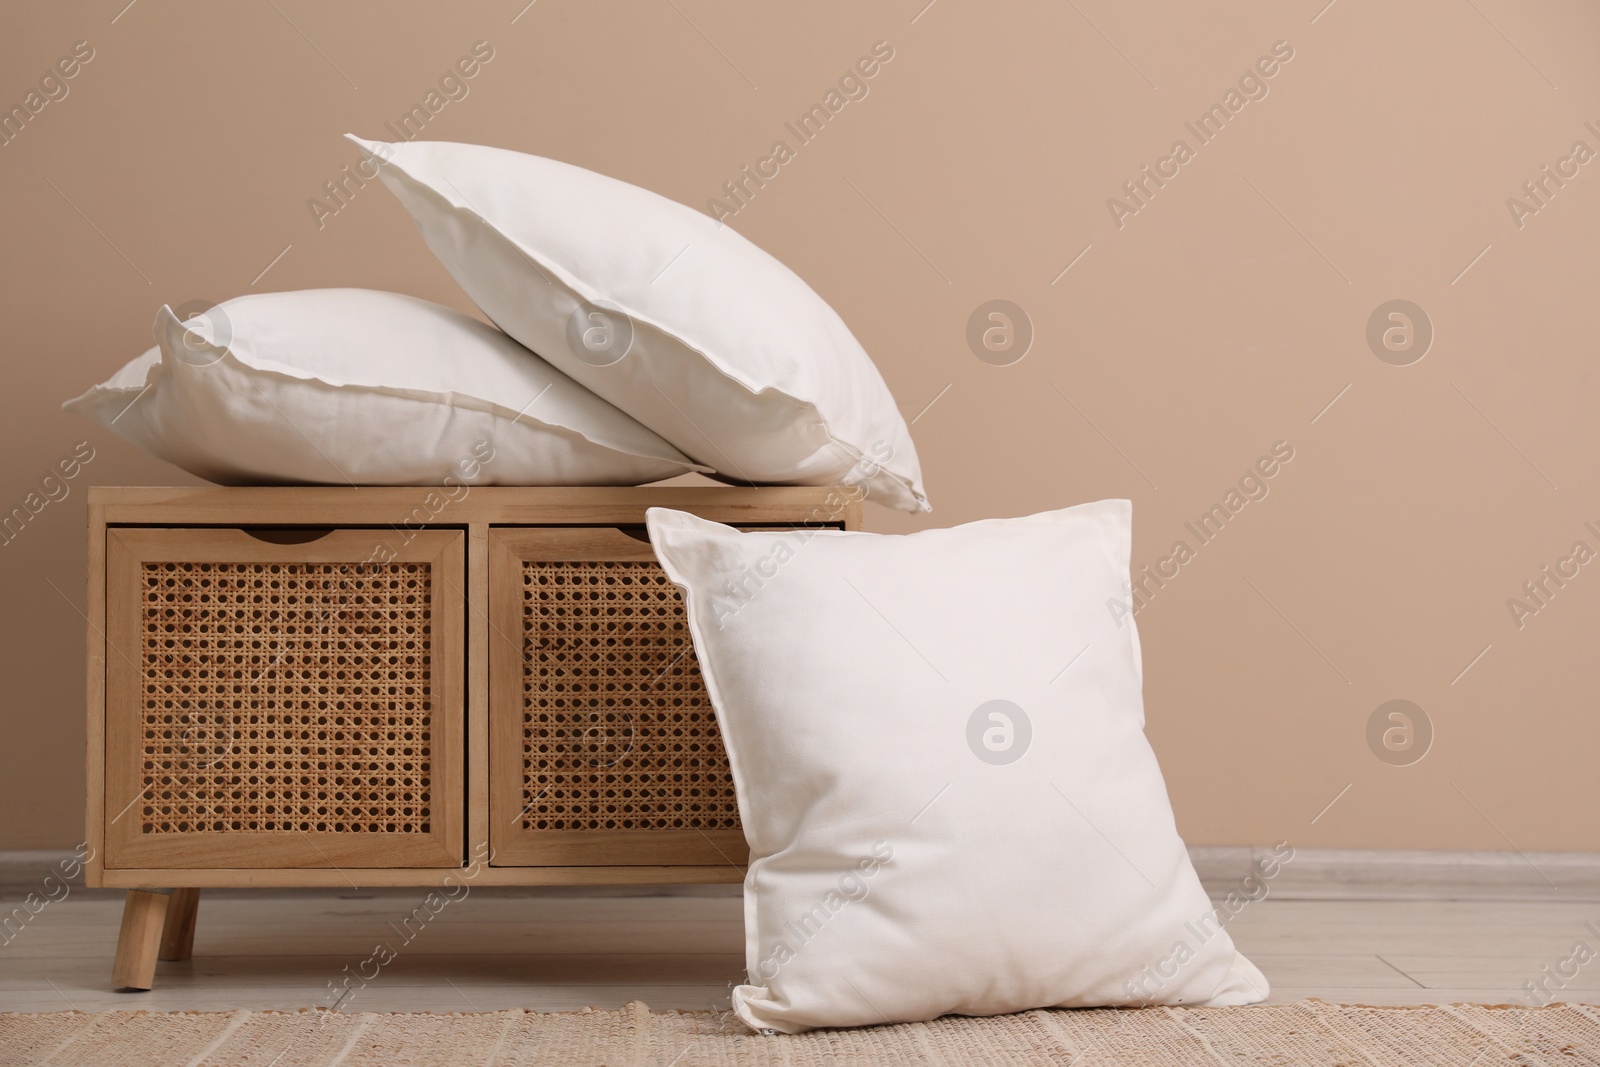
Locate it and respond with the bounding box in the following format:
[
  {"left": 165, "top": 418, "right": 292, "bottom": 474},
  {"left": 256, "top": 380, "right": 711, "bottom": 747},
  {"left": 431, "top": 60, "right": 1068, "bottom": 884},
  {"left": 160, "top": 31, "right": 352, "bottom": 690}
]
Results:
[
  {"left": 138, "top": 561, "right": 434, "bottom": 834},
  {"left": 8, "top": 1002, "right": 1599, "bottom": 1066},
  {"left": 519, "top": 561, "right": 739, "bottom": 833}
]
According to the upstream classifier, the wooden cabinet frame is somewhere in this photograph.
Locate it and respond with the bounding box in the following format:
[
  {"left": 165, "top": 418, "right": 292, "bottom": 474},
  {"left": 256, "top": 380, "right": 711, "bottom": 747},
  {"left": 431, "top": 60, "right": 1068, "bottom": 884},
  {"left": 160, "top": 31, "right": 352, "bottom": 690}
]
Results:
[{"left": 83, "top": 486, "right": 859, "bottom": 989}]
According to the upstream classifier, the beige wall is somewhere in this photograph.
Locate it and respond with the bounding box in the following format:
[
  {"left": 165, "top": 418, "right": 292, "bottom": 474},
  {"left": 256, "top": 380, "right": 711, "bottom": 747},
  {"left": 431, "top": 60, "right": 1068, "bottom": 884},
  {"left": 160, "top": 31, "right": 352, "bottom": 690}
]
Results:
[{"left": 3, "top": 1, "right": 1597, "bottom": 852}]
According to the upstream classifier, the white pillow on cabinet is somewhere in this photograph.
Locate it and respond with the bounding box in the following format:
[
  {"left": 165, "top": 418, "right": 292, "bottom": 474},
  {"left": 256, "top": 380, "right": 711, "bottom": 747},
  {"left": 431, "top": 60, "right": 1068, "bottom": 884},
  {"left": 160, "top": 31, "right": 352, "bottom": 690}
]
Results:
[
  {"left": 63, "top": 288, "right": 705, "bottom": 487},
  {"left": 645, "top": 501, "right": 1267, "bottom": 1033},
  {"left": 347, "top": 135, "right": 929, "bottom": 512}
]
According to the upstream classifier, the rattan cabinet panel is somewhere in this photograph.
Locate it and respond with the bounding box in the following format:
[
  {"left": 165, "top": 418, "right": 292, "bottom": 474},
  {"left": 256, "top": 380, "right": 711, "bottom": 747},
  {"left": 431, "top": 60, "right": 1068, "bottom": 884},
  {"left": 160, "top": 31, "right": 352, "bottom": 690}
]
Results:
[
  {"left": 488, "top": 528, "right": 746, "bottom": 866},
  {"left": 102, "top": 528, "right": 465, "bottom": 869}
]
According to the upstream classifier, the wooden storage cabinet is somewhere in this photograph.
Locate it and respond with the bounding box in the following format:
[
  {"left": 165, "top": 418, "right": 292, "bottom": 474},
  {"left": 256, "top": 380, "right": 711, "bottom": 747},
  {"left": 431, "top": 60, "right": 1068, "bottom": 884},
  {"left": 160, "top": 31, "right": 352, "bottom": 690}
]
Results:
[{"left": 84, "top": 486, "right": 857, "bottom": 990}]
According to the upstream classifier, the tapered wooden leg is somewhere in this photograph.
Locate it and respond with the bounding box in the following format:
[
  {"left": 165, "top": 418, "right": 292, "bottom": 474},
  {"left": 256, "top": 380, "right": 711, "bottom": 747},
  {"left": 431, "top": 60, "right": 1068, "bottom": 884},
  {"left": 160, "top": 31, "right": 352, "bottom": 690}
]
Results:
[
  {"left": 112, "top": 889, "right": 171, "bottom": 991},
  {"left": 158, "top": 888, "right": 200, "bottom": 962}
]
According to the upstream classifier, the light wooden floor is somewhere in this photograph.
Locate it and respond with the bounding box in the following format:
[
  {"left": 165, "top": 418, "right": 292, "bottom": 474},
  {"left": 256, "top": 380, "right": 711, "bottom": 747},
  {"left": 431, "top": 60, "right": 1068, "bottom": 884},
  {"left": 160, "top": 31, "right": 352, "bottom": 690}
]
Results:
[{"left": 2, "top": 886, "right": 1596, "bottom": 1014}]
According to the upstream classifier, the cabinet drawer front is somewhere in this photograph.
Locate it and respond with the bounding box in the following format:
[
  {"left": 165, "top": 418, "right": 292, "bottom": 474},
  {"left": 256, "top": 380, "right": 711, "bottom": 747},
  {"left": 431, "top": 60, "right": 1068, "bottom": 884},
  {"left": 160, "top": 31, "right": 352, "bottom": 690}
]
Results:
[
  {"left": 489, "top": 527, "right": 749, "bottom": 867},
  {"left": 103, "top": 528, "right": 464, "bottom": 869}
]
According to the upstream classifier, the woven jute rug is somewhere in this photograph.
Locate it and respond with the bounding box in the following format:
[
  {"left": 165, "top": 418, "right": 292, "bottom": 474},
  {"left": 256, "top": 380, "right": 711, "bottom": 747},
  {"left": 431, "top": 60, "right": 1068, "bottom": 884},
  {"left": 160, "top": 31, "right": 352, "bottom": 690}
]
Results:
[{"left": 3, "top": 1001, "right": 1597, "bottom": 1066}]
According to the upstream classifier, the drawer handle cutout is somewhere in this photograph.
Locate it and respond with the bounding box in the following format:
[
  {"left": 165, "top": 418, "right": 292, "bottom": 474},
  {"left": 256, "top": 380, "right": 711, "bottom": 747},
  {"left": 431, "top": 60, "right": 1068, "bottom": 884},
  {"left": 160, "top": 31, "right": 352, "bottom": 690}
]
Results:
[{"left": 242, "top": 526, "right": 337, "bottom": 545}]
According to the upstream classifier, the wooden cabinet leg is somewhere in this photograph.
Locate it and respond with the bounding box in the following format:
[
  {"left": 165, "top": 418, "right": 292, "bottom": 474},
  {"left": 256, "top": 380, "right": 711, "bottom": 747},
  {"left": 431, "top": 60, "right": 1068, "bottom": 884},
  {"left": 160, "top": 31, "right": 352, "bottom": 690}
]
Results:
[
  {"left": 112, "top": 889, "right": 171, "bottom": 991},
  {"left": 158, "top": 888, "right": 200, "bottom": 962}
]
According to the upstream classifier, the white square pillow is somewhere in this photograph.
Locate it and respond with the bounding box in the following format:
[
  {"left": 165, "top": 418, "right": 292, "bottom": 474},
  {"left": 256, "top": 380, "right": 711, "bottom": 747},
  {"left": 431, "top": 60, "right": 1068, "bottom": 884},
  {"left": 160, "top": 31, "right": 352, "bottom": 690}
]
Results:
[
  {"left": 646, "top": 501, "right": 1267, "bottom": 1033},
  {"left": 347, "top": 135, "right": 928, "bottom": 513},
  {"left": 64, "top": 288, "right": 705, "bottom": 487}
]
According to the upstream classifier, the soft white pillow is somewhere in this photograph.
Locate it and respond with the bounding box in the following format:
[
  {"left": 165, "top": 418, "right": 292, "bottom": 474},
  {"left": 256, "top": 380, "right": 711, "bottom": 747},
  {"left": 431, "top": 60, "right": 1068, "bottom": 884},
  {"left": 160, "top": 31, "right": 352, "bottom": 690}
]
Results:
[
  {"left": 64, "top": 289, "right": 705, "bottom": 487},
  {"left": 646, "top": 501, "right": 1267, "bottom": 1033},
  {"left": 347, "top": 135, "right": 929, "bottom": 513}
]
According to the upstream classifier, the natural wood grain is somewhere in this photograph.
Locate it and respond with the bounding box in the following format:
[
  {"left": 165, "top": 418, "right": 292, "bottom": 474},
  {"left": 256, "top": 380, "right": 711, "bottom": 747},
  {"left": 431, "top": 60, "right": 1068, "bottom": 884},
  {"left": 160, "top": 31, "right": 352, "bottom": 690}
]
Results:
[
  {"left": 110, "top": 889, "right": 169, "bottom": 990},
  {"left": 84, "top": 500, "right": 107, "bottom": 889},
  {"left": 488, "top": 529, "right": 529, "bottom": 872},
  {"left": 90, "top": 486, "right": 859, "bottom": 527},
  {"left": 466, "top": 522, "right": 491, "bottom": 868},
  {"left": 94, "top": 866, "right": 746, "bottom": 888},
  {"left": 157, "top": 888, "right": 200, "bottom": 961}
]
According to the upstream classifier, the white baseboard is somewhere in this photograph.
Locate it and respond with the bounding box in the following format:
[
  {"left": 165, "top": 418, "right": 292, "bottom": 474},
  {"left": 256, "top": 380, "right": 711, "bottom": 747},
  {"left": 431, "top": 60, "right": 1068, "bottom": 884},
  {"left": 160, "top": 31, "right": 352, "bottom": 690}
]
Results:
[
  {"left": 5, "top": 847, "right": 1597, "bottom": 901},
  {"left": 1189, "top": 846, "right": 1600, "bottom": 902},
  {"left": 0, "top": 851, "right": 88, "bottom": 890}
]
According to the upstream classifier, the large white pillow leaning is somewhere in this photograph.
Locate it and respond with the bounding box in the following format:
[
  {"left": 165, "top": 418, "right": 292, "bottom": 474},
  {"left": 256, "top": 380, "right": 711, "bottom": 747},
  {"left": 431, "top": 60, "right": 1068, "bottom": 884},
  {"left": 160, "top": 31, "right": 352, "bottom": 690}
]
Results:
[
  {"left": 63, "top": 289, "right": 705, "bottom": 487},
  {"left": 646, "top": 501, "right": 1267, "bottom": 1033},
  {"left": 347, "top": 135, "right": 929, "bottom": 512}
]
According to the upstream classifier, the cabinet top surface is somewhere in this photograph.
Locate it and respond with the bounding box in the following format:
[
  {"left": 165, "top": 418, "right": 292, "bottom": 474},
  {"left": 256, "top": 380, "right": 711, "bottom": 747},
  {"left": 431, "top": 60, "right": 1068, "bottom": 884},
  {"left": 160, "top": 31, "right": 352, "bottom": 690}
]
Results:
[{"left": 88, "top": 485, "right": 863, "bottom": 526}]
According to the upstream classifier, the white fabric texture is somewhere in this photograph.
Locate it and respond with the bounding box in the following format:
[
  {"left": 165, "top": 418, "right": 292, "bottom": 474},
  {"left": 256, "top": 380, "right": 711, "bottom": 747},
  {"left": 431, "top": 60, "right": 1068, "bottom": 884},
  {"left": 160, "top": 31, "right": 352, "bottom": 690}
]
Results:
[
  {"left": 646, "top": 502, "right": 1268, "bottom": 1033},
  {"left": 64, "top": 288, "right": 704, "bottom": 486},
  {"left": 348, "top": 135, "right": 928, "bottom": 512}
]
